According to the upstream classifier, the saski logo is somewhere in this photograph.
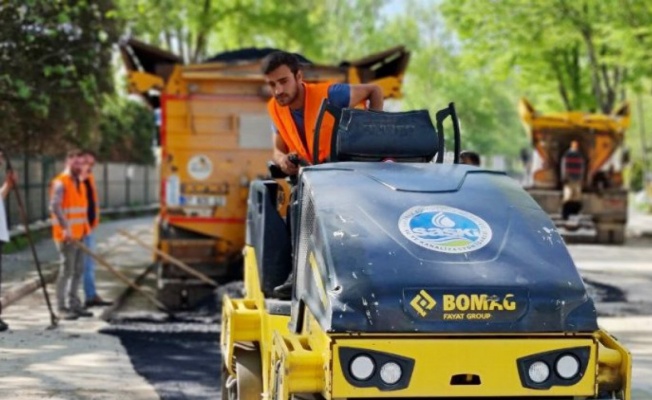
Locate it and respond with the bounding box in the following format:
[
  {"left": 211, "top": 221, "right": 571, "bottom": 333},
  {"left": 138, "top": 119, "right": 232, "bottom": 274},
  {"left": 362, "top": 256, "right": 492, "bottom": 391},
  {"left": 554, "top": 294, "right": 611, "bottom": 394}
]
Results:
[{"left": 398, "top": 205, "right": 492, "bottom": 254}]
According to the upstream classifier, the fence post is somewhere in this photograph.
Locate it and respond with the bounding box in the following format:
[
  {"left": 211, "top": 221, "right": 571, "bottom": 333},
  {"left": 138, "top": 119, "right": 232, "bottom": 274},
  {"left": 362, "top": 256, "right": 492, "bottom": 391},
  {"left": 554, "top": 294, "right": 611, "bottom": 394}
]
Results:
[
  {"left": 144, "top": 166, "right": 149, "bottom": 205},
  {"left": 23, "top": 155, "right": 30, "bottom": 225},
  {"left": 41, "top": 157, "right": 47, "bottom": 221},
  {"left": 126, "top": 164, "right": 131, "bottom": 207},
  {"left": 103, "top": 162, "right": 109, "bottom": 207},
  {"left": 5, "top": 161, "right": 11, "bottom": 229}
]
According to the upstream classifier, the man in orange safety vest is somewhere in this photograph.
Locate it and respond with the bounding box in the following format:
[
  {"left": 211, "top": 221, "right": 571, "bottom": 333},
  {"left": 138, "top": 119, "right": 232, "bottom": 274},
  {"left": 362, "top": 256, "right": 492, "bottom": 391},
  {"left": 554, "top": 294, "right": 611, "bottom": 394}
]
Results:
[{"left": 50, "top": 149, "right": 93, "bottom": 320}]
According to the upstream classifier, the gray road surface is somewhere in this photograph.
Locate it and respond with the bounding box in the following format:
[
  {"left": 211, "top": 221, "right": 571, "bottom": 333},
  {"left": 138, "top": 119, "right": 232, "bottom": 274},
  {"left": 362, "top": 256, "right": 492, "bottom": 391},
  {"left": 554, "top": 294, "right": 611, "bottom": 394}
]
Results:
[
  {"left": 569, "top": 238, "right": 652, "bottom": 399},
  {"left": 0, "top": 217, "right": 158, "bottom": 399}
]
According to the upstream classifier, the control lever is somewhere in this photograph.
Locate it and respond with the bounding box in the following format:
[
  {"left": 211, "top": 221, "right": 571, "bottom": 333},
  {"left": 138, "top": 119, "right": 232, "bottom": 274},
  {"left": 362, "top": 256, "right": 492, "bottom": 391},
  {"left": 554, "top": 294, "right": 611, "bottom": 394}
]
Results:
[
  {"left": 288, "top": 154, "right": 309, "bottom": 167},
  {"left": 267, "top": 154, "right": 308, "bottom": 179}
]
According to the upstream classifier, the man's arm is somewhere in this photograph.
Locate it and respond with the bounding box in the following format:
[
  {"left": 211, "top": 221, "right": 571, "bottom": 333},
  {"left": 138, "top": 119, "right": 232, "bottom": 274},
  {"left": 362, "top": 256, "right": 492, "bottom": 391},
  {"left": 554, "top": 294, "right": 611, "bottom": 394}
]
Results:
[
  {"left": 0, "top": 171, "right": 16, "bottom": 199},
  {"left": 49, "top": 180, "right": 71, "bottom": 240},
  {"left": 349, "top": 83, "right": 383, "bottom": 111},
  {"left": 273, "top": 133, "right": 299, "bottom": 175}
]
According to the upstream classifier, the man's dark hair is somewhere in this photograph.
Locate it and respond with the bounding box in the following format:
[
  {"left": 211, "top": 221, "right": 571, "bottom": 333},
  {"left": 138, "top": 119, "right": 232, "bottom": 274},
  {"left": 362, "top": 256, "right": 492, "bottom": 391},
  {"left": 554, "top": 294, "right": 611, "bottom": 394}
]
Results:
[
  {"left": 460, "top": 150, "right": 481, "bottom": 166},
  {"left": 262, "top": 51, "right": 302, "bottom": 75},
  {"left": 81, "top": 149, "right": 97, "bottom": 159},
  {"left": 66, "top": 149, "right": 83, "bottom": 159}
]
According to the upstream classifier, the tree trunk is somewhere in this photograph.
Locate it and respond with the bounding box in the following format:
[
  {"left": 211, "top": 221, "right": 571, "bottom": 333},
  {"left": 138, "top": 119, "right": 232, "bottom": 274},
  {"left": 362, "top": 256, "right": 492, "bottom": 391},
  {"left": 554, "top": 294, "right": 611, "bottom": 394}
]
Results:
[
  {"left": 550, "top": 55, "right": 572, "bottom": 111},
  {"left": 191, "top": 0, "right": 212, "bottom": 63},
  {"left": 581, "top": 28, "right": 608, "bottom": 112},
  {"left": 164, "top": 31, "right": 173, "bottom": 54},
  {"left": 176, "top": 26, "right": 187, "bottom": 63}
]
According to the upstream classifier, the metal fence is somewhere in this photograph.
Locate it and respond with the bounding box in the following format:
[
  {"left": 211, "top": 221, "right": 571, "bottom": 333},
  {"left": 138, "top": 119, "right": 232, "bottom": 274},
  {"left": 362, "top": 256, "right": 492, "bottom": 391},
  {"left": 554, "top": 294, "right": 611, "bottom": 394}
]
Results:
[{"left": 0, "top": 156, "right": 159, "bottom": 230}]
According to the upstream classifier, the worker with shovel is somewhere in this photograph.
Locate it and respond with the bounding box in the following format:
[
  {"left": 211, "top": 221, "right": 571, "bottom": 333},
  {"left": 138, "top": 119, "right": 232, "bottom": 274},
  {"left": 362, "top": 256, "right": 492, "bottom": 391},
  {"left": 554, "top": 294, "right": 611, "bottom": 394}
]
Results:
[
  {"left": 0, "top": 150, "right": 17, "bottom": 331},
  {"left": 49, "top": 149, "right": 93, "bottom": 320}
]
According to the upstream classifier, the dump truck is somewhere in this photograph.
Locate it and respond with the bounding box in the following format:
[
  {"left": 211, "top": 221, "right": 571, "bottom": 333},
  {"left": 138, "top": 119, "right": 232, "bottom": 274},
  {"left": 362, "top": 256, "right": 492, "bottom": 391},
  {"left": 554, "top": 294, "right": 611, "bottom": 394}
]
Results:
[
  {"left": 119, "top": 38, "right": 410, "bottom": 309},
  {"left": 519, "top": 98, "right": 630, "bottom": 244},
  {"left": 221, "top": 101, "right": 631, "bottom": 399}
]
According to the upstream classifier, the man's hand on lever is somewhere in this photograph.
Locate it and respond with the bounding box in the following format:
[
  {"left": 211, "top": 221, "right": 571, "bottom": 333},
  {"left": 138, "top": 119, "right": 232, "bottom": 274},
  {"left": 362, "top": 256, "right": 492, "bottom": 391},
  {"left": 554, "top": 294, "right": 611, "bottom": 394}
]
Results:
[{"left": 276, "top": 152, "right": 300, "bottom": 176}]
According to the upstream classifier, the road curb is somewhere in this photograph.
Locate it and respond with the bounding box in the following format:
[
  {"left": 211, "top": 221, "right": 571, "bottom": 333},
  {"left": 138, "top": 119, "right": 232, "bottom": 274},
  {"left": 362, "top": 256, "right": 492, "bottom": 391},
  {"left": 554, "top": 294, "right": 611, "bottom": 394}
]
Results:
[{"left": 0, "top": 268, "right": 58, "bottom": 311}]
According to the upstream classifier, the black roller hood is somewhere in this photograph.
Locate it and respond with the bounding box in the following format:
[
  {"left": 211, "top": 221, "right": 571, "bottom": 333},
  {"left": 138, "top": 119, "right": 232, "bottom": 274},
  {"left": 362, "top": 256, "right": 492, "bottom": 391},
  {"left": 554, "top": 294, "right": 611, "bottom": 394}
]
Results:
[{"left": 295, "top": 162, "right": 598, "bottom": 334}]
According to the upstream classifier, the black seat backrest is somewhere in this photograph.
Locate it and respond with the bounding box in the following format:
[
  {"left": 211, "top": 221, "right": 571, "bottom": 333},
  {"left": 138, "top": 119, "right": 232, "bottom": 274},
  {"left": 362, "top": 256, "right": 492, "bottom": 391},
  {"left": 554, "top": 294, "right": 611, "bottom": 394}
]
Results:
[
  {"left": 333, "top": 107, "right": 439, "bottom": 162},
  {"left": 312, "top": 99, "right": 343, "bottom": 165},
  {"left": 246, "top": 180, "right": 292, "bottom": 297}
]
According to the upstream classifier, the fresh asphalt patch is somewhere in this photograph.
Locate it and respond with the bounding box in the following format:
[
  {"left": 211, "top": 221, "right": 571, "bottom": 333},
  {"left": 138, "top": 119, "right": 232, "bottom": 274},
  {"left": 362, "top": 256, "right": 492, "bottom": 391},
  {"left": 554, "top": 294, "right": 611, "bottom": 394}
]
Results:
[
  {"left": 584, "top": 277, "right": 627, "bottom": 303},
  {"left": 106, "top": 331, "right": 220, "bottom": 399},
  {"left": 101, "top": 313, "right": 222, "bottom": 400},
  {"left": 96, "top": 277, "right": 243, "bottom": 399},
  {"left": 582, "top": 277, "right": 651, "bottom": 318}
]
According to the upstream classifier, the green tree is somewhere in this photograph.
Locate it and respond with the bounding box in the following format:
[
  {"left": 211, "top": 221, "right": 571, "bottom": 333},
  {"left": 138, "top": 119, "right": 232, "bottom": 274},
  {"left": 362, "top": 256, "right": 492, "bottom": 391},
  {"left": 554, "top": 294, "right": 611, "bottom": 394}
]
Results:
[
  {"left": 98, "top": 96, "right": 155, "bottom": 164},
  {"left": 115, "top": 0, "right": 418, "bottom": 64},
  {"left": 0, "top": 0, "right": 120, "bottom": 154},
  {"left": 441, "top": 0, "right": 652, "bottom": 113},
  {"left": 116, "top": 0, "right": 319, "bottom": 62},
  {"left": 400, "top": 2, "right": 525, "bottom": 156}
]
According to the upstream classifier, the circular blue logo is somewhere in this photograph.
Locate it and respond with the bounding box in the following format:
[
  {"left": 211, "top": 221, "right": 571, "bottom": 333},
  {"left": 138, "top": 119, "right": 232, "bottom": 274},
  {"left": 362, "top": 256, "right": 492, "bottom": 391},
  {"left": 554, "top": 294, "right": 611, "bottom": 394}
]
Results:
[{"left": 398, "top": 205, "right": 492, "bottom": 253}]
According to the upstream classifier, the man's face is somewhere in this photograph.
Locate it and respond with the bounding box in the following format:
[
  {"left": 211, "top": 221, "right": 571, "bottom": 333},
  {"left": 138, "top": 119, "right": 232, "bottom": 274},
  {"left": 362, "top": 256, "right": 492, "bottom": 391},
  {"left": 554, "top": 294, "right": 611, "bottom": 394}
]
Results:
[
  {"left": 69, "top": 155, "right": 84, "bottom": 176},
  {"left": 83, "top": 154, "right": 95, "bottom": 174},
  {"left": 265, "top": 65, "right": 301, "bottom": 107}
]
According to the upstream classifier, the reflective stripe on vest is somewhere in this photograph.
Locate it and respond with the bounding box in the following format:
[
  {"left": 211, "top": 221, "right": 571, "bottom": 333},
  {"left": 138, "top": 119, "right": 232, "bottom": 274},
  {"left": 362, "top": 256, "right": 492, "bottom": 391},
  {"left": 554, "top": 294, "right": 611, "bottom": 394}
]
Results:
[
  {"left": 50, "top": 173, "right": 89, "bottom": 242},
  {"left": 63, "top": 207, "right": 87, "bottom": 214},
  {"left": 268, "top": 83, "right": 335, "bottom": 163},
  {"left": 52, "top": 217, "right": 88, "bottom": 226}
]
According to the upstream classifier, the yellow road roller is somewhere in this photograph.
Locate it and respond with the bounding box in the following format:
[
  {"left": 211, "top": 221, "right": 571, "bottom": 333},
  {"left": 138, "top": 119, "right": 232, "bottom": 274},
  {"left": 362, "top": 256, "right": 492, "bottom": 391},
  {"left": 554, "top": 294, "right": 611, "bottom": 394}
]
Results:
[{"left": 221, "top": 101, "right": 631, "bottom": 399}]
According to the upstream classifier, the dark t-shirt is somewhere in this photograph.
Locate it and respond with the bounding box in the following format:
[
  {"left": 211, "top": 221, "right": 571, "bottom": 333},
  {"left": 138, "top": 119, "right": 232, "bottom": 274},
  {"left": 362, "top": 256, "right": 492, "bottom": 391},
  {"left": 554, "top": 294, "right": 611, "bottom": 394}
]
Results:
[
  {"left": 84, "top": 179, "right": 96, "bottom": 227},
  {"left": 562, "top": 149, "right": 585, "bottom": 182},
  {"left": 273, "top": 83, "right": 351, "bottom": 151}
]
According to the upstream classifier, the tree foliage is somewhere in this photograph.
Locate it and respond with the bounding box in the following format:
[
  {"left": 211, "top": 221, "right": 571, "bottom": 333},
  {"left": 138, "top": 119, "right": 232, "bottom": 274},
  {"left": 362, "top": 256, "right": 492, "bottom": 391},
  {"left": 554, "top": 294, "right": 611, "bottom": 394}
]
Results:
[
  {"left": 441, "top": 0, "right": 652, "bottom": 113},
  {"left": 0, "top": 0, "right": 120, "bottom": 155},
  {"left": 8, "top": 0, "right": 648, "bottom": 162},
  {"left": 398, "top": 1, "right": 526, "bottom": 156},
  {"left": 115, "top": 0, "right": 418, "bottom": 63},
  {"left": 98, "top": 96, "right": 155, "bottom": 164},
  {"left": 116, "top": 0, "right": 320, "bottom": 63}
]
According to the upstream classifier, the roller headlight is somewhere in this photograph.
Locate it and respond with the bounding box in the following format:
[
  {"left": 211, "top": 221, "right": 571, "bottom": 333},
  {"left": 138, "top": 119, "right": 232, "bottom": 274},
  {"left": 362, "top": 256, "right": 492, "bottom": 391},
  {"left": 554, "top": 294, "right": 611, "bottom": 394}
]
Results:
[
  {"left": 528, "top": 361, "right": 550, "bottom": 383},
  {"left": 349, "top": 355, "right": 375, "bottom": 381},
  {"left": 380, "top": 361, "right": 402, "bottom": 385},
  {"left": 555, "top": 354, "right": 580, "bottom": 379}
]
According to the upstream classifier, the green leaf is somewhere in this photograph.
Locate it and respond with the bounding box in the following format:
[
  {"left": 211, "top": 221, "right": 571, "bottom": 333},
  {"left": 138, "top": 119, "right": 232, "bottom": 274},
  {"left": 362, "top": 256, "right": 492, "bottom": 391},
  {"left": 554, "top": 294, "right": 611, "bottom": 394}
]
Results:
[
  {"left": 57, "top": 13, "right": 70, "bottom": 24},
  {"left": 15, "top": 80, "right": 32, "bottom": 99}
]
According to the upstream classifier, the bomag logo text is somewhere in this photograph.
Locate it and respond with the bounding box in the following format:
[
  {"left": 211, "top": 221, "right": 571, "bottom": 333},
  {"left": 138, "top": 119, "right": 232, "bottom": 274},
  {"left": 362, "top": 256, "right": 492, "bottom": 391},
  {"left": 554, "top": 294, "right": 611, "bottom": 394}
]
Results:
[{"left": 443, "top": 294, "right": 517, "bottom": 312}]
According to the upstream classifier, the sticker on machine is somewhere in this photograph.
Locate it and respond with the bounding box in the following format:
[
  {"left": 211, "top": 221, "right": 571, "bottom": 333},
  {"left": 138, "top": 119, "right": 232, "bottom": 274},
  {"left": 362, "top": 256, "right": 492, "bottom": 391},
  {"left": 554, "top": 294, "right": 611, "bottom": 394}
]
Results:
[
  {"left": 187, "top": 155, "right": 213, "bottom": 180},
  {"left": 398, "top": 205, "right": 492, "bottom": 253}
]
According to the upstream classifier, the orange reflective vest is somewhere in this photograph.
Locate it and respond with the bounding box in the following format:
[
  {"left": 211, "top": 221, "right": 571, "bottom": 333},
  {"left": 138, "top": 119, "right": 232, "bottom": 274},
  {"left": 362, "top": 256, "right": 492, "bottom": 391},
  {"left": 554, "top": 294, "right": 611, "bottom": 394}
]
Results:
[
  {"left": 85, "top": 173, "right": 100, "bottom": 229},
  {"left": 268, "top": 82, "right": 335, "bottom": 163},
  {"left": 50, "top": 172, "right": 89, "bottom": 242}
]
